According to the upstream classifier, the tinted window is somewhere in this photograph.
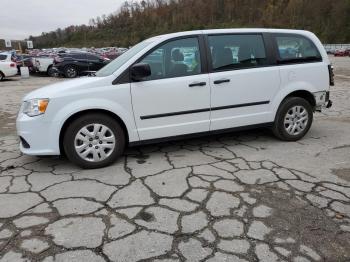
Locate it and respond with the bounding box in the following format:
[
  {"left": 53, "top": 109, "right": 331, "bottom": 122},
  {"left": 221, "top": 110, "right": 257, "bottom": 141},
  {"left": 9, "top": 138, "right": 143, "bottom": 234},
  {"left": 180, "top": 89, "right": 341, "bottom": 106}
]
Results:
[
  {"left": 65, "top": 53, "right": 86, "bottom": 59},
  {"left": 208, "top": 34, "right": 268, "bottom": 71},
  {"left": 275, "top": 34, "right": 321, "bottom": 62},
  {"left": 140, "top": 37, "right": 201, "bottom": 80},
  {"left": 0, "top": 54, "right": 7, "bottom": 60},
  {"left": 75, "top": 53, "right": 88, "bottom": 60},
  {"left": 86, "top": 54, "right": 100, "bottom": 61}
]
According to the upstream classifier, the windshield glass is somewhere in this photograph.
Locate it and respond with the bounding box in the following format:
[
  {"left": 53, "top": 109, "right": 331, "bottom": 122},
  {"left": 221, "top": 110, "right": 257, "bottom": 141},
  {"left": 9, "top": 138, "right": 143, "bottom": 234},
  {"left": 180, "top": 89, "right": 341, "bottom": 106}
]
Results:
[{"left": 95, "top": 40, "right": 153, "bottom": 77}]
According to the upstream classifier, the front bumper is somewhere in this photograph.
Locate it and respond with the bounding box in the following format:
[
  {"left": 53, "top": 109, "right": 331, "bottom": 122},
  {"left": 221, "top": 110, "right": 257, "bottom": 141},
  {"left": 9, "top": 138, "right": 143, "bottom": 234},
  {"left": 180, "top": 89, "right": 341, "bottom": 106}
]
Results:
[{"left": 16, "top": 113, "right": 60, "bottom": 156}]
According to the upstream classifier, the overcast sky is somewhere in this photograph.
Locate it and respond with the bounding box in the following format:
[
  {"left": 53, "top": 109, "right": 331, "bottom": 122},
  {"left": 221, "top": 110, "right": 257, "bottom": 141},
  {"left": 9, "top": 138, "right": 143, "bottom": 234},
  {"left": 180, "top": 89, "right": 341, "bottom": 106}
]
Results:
[{"left": 0, "top": 0, "right": 126, "bottom": 40}]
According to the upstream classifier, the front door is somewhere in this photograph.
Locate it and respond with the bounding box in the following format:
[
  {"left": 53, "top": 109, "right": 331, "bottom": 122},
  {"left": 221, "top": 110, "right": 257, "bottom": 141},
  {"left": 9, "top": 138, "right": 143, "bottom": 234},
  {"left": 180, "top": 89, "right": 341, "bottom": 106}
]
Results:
[
  {"left": 131, "top": 36, "right": 211, "bottom": 140},
  {"left": 207, "top": 33, "right": 280, "bottom": 130}
]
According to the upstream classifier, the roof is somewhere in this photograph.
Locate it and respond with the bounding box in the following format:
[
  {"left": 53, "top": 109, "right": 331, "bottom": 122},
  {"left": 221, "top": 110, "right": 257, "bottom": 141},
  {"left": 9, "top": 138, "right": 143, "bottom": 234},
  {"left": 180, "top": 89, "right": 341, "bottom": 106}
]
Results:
[{"left": 151, "top": 28, "right": 314, "bottom": 42}]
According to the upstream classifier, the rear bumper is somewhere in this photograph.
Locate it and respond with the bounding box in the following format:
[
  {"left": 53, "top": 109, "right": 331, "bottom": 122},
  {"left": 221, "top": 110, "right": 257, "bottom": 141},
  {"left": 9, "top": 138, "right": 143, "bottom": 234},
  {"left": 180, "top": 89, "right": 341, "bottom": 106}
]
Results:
[
  {"left": 326, "top": 100, "right": 333, "bottom": 109},
  {"left": 3, "top": 68, "right": 18, "bottom": 77},
  {"left": 314, "top": 91, "right": 332, "bottom": 111}
]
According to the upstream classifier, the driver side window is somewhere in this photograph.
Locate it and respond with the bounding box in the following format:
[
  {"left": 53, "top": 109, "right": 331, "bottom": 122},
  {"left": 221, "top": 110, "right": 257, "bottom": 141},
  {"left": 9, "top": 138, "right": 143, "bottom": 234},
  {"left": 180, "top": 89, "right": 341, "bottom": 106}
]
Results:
[{"left": 140, "top": 37, "right": 201, "bottom": 81}]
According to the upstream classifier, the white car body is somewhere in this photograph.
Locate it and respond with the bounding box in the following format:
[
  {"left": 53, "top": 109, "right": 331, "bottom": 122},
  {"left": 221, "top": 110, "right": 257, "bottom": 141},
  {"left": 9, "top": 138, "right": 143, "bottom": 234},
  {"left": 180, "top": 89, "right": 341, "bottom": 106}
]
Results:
[
  {"left": 33, "top": 57, "right": 54, "bottom": 74},
  {"left": 0, "top": 53, "right": 18, "bottom": 79},
  {"left": 17, "top": 28, "right": 332, "bottom": 157}
]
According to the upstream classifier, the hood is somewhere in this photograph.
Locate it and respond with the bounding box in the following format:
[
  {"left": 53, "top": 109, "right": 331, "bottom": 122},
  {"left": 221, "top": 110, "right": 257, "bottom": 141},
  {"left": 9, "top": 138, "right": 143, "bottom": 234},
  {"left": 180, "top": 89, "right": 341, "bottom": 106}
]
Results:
[{"left": 23, "top": 77, "right": 107, "bottom": 101}]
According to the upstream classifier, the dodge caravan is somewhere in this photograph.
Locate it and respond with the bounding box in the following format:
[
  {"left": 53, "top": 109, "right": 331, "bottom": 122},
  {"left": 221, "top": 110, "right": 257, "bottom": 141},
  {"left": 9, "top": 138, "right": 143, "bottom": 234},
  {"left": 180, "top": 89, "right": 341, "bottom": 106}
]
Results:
[{"left": 17, "top": 29, "right": 333, "bottom": 168}]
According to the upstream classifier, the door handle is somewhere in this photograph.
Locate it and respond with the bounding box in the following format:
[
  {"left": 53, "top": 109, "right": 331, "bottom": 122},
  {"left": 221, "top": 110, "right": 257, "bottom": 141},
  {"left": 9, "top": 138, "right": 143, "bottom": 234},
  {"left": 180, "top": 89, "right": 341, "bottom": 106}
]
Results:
[
  {"left": 189, "top": 82, "right": 206, "bottom": 87},
  {"left": 214, "top": 79, "right": 230, "bottom": 84}
]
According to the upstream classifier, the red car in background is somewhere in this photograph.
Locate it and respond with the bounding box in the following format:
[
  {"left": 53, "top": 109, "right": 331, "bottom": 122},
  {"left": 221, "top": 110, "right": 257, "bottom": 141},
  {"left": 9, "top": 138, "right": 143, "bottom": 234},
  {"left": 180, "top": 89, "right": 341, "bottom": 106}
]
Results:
[{"left": 334, "top": 49, "right": 350, "bottom": 57}]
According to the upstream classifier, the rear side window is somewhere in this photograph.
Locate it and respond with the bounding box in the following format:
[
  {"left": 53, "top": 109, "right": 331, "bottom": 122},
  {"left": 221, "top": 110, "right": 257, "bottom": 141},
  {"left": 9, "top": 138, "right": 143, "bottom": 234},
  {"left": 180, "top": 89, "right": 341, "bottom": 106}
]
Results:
[
  {"left": 86, "top": 54, "right": 100, "bottom": 61},
  {"left": 66, "top": 53, "right": 86, "bottom": 60},
  {"left": 208, "top": 34, "right": 268, "bottom": 71},
  {"left": 0, "top": 54, "right": 8, "bottom": 60},
  {"left": 274, "top": 34, "right": 322, "bottom": 63},
  {"left": 75, "top": 54, "right": 88, "bottom": 60}
]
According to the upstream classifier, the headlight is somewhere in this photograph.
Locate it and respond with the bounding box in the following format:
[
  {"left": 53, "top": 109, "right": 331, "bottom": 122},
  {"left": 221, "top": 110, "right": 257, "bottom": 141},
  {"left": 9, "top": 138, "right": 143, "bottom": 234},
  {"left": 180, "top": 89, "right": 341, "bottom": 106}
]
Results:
[{"left": 22, "top": 98, "right": 49, "bottom": 117}]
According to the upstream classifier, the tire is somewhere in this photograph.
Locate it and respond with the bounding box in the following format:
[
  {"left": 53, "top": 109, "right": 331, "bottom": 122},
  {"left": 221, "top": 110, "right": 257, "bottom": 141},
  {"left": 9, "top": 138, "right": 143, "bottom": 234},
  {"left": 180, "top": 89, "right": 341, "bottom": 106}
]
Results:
[
  {"left": 272, "top": 97, "right": 313, "bottom": 141},
  {"left": 63, "top": 113, "right": 126, "bottom": 169},
  {"left": 47, "top": 66, "right": 55, "bottom": 77},
  {"left": 64, "top": 65, "right": 78, "bottom": 78},
  {"left": 0, "top": 72, "right": 4, "bottom": 81}
]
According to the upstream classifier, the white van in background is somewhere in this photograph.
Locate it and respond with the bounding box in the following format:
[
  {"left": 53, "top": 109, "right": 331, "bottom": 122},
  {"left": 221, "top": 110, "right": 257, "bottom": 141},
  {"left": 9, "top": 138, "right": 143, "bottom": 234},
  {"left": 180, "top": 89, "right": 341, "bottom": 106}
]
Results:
[
  {"left": 17, "top": 29, "right": 333, "bottom": 168},
  {"left": 33, "top": 57, "right": 55, "bottom": 76}
]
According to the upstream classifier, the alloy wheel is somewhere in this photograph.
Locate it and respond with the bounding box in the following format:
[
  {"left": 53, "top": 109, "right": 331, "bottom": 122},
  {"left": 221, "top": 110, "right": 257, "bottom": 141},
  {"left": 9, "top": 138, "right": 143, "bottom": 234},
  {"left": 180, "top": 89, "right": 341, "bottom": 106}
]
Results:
[{"left": 66, "top": 67, "right": 77, "bottom": 78}]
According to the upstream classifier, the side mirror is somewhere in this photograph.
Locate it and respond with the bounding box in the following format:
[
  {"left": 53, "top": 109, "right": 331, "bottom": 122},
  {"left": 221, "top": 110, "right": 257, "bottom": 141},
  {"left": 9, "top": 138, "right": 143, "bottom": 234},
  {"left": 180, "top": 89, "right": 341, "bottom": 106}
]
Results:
[{"left": 131, "top": 63, "right": 151, "bottom": 81}]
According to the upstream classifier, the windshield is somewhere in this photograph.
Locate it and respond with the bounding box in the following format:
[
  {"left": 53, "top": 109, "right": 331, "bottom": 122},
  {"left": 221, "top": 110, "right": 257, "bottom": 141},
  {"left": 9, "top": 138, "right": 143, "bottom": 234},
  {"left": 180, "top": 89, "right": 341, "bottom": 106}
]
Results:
[{"left": 95, "top": 40, "right": 153, "bottom": 77}]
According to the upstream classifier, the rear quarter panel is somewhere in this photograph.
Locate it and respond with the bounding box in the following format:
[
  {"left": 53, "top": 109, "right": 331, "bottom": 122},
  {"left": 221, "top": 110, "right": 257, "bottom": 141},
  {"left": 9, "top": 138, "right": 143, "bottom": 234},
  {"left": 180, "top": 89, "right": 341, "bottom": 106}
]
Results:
[{"left": 270, "top": 31, "right": 330, "bottom": 115}]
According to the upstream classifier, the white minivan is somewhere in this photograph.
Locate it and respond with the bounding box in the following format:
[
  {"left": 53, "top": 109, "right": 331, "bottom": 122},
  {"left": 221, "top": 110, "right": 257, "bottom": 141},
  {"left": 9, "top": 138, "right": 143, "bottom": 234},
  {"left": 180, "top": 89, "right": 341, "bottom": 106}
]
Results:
[{"left": 17, "top": 29, "right": 333, "bottom": 168}]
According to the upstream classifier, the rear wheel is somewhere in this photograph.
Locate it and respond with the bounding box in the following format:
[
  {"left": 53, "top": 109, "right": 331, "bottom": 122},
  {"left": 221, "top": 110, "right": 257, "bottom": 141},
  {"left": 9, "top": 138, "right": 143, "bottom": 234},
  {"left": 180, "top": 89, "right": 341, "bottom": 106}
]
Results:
[
  {"left": 64, "top": 65, "right": 78, "bottom": 78},
  {"left": 0, "top": 72, "right": 4, "bottom": 81},
  {"left": 272, "top": 97, "right": 313, "bottom": 141},
  {"left": 63, "top": 114, "right": 125, "bottom": 169}
]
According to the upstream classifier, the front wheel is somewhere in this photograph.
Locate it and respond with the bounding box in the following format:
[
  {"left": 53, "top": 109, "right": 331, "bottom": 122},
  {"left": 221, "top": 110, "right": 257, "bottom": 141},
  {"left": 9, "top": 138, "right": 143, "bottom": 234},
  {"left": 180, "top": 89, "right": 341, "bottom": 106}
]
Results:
[
  {"left": 272, "top": 97, "right": 313, "bottom": 141},
  {"left": 0, "top": 72, "right": 4, "bottom": 81},
  {"left": 63, "top": 114, "right": 126, "bottom": 169}
]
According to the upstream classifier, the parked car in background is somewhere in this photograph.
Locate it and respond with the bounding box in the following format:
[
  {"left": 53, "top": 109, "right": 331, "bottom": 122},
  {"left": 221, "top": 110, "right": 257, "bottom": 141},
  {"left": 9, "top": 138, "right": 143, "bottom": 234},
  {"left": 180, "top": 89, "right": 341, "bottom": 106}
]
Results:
[
  {"left": 32, "top": 57, "right": 55, "bottom": 76},
  {"left": 15, "top": 54, "right": 34, "bottom": 74},
  {"left": 334, "top": 49, "right": 348, "bottom": 57},
  {"left": 53, "top": 52, "right": 110, "bottom": 78},
  {"left": 17, "top": 29, "right": 333, "bottom": 168},
  {"left": 0, "top": 53, "right": 18, "bottom": 80}
]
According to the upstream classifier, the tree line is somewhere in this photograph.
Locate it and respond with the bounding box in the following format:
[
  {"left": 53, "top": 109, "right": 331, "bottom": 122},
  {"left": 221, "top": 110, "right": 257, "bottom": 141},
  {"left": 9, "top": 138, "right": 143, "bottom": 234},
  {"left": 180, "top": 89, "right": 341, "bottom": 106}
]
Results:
[{"left": 27, "top": 0, "right": 350, "bottom": 48}]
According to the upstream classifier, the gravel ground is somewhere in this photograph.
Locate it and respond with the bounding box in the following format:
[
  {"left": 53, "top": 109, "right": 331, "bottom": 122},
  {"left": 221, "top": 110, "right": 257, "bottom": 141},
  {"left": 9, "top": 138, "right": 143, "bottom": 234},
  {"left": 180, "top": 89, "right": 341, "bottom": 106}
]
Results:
[{"left": 0, "top": 57, "right": 349, "bottom": 262}]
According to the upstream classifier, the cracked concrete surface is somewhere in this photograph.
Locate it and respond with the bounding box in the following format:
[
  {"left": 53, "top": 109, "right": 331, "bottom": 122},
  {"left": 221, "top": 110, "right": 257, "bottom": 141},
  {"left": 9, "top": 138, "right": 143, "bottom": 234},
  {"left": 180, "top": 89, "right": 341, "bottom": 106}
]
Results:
[{"left": 0, "top": 57, "right": 349, "bottom": 261}]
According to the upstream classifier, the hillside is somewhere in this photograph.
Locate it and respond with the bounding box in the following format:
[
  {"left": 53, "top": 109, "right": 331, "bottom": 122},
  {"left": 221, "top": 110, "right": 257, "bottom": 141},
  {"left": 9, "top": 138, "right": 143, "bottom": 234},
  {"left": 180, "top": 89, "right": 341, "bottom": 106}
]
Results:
[{"left": 28, "top": 0, "right": 350, "bottom": 48}]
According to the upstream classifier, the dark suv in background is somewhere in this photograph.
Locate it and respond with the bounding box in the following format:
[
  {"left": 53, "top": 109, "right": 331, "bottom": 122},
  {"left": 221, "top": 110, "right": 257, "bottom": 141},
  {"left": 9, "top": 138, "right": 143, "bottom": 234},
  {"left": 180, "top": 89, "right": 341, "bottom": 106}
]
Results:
[{"left": 53, "top": 52, "right": 110, "bottom": 78}]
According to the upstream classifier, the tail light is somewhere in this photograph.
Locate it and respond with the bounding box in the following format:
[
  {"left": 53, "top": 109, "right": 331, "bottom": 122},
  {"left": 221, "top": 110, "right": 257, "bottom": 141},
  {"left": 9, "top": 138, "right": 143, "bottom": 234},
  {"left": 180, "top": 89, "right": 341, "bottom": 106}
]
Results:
[
  {"left": 328, "top": 64, "right": 334, "bottom": 86},
  {"left": 10, "top": 63, "right": 16, "bottom": 67}
]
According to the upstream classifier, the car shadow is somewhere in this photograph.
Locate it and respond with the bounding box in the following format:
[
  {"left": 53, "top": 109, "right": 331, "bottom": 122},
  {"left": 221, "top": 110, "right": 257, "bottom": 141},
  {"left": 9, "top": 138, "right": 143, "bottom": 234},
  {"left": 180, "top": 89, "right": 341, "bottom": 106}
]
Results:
[{"left": 29, "top": 127, "right": 274, "bottom": 169}]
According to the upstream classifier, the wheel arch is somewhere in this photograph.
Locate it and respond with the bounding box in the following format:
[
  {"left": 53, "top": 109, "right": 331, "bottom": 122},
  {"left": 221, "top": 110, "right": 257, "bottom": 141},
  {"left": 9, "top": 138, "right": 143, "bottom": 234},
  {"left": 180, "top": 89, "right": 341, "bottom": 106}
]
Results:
[
  {"left": 59, "top": 109, "right": 129, "bottom": 156},
  {"left": 272, "top": 87, "right": 317, "bottom": 121},
  {"left": 46, "top": 64, "right": 53, "bottom": 72},
  {"left": 283, "top": 90, "right": 316, "bottom": 108}
]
